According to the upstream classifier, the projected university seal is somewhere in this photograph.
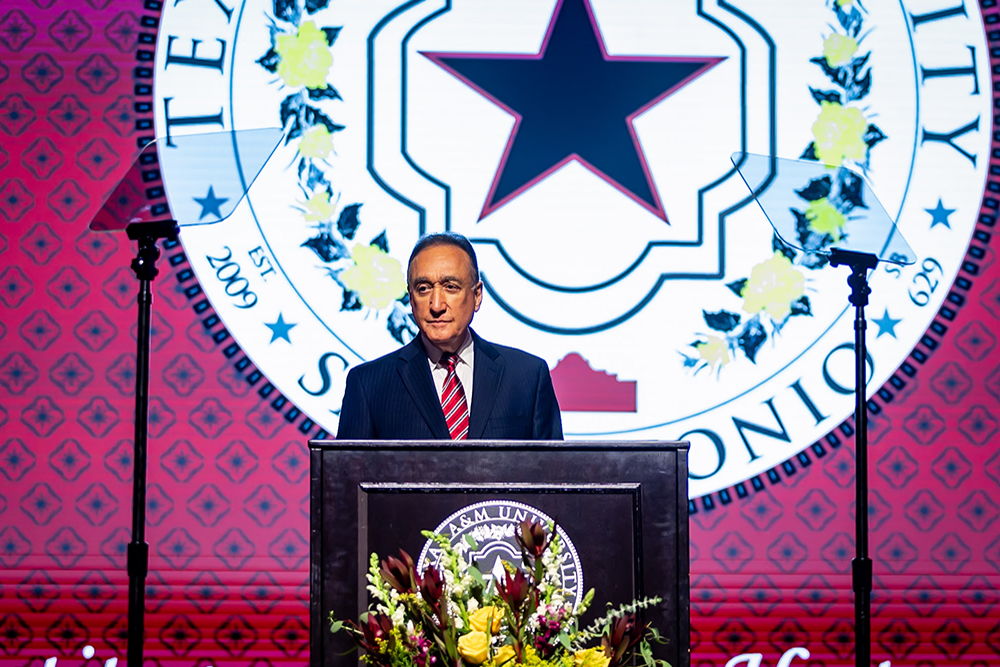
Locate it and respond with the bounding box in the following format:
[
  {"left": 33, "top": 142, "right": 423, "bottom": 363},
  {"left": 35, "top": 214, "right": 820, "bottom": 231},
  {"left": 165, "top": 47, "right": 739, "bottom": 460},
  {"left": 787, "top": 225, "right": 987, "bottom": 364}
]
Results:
[{"left": 153, "top": 0, "right": 990, "bottom": 499}]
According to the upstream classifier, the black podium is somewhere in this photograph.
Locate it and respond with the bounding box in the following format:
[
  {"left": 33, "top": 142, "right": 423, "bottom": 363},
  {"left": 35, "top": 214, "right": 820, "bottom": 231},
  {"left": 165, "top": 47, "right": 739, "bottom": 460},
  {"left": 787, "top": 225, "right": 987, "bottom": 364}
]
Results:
[{"left": 309, "top": 440, "right": 690, "bottom": 667}]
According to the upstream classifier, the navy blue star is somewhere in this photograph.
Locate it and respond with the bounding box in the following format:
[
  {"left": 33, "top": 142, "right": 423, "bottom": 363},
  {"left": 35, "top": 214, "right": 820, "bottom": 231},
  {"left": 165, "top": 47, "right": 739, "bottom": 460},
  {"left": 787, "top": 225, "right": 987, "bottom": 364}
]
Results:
[
  {"left": 424, "top": 0, "right": 722, "bottom": 220},
  {"left": 925, "top": 198, "right": 955, "bottom": 229},
  {"left": 873, "top": 308, "right": 902, "bottom": 338},
  {"left": 265, "top": 314, "right": 297, "bottom": 344},
  {"left": 194, "top": 186, "right": 229, "bottom": 221}
]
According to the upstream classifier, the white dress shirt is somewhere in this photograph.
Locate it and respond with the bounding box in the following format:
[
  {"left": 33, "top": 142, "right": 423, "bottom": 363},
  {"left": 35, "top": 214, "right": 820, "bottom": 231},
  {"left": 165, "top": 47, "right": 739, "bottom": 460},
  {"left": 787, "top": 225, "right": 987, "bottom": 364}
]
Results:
[{"left": 423, "top": 330, "right": 475, "bottom": 409}]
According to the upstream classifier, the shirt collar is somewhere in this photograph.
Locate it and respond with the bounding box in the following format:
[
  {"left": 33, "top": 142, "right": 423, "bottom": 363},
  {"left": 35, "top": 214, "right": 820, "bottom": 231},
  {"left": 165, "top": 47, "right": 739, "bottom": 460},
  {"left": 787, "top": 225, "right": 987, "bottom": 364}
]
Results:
[{"left": 423, "top": 329, "right": 474, "bottom": 367}]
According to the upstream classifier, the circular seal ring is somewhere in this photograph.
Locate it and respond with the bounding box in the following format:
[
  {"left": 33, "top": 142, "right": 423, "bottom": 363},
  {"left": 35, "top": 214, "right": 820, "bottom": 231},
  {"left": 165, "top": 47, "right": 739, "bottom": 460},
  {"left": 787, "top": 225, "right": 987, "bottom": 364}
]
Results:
[{"left": 416, "top": 500, "right": 585, "bottom": 610}]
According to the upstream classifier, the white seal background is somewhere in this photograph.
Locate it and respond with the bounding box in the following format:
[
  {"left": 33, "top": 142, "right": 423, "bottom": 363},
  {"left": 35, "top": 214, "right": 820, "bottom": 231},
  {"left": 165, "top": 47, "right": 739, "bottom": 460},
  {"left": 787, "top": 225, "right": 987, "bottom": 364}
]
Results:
[{"left": 154, "top": 0, "right": 990, "bottom": 497}]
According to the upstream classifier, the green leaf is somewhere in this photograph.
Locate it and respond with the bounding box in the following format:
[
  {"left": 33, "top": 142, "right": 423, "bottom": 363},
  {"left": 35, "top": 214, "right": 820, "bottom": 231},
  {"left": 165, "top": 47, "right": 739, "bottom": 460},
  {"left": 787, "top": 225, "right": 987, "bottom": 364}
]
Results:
[
  {"left": 308, "top": 85, "right": 342, "bottom": 101},
  {"left": 273, "top": 0, "right": 299, "bottom": 25},
  {"left": 370, "top": 231, "right": 389, "bottom": 252},
  {"left": 639, "top": 639, "right": 653, "bottom": 664},
  {"left": 864, "top": 123, "right": 887, "bottom": 149},
  {"left": 321, "top": 26, "right": 342, "bottom": 46},
  {"left": 256, "top": 48, "right": 279, "bottom": 73},
  {"left": 795, "top": 175, "right": 832, "bottom": 202},
  {"left": 773, "top": 234, "right": 796, "bottom": 261},
  {"left": 737, "top": 317, "right": 767, "bottom": 363},
  {"left": 809, "top": 87, "right": 841, "bottom": 105},
  {"left": 726, "top": 278, "right": 747, "bottom": 298},
  {"left": 465, "top": 534, "right": 478, "bottom": 550},
  {"left": 341, "top": 289, "right": 362, "bottom": 311},
  {"left": 703, "top": 309, "right": 740, "bottom": 333},
  {"left": 810, "top": 55, "right": 848, "bottom": 87}
]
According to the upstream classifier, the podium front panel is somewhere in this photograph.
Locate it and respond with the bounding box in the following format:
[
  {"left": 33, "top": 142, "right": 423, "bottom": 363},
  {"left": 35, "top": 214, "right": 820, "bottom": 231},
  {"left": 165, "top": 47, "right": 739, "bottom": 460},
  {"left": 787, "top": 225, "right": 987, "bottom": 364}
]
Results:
[{"left": 309, "top": 441, "right": 689, "bottom": 667}]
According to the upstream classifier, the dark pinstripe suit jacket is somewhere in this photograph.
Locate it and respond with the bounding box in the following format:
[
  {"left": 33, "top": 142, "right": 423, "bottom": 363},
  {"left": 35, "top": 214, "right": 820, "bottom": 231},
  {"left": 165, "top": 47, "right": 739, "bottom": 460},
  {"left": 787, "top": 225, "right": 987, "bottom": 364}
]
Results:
[{"left": 336, "top": 330, "right": 563, "bottom": 440}]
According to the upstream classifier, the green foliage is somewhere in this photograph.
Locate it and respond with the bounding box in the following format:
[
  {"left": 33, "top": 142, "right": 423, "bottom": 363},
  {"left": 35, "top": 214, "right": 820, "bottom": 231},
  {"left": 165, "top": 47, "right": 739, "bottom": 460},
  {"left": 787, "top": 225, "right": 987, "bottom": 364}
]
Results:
[{"left": 332, "top": 522, "right": 668, "bottom": 667}]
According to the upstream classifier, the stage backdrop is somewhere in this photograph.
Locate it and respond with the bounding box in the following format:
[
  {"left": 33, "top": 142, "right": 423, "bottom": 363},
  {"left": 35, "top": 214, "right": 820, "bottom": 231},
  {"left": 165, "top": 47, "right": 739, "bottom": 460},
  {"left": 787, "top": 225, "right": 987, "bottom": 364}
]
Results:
[{"left": 1, "top": 0, "right": 999, "bottom": 665}]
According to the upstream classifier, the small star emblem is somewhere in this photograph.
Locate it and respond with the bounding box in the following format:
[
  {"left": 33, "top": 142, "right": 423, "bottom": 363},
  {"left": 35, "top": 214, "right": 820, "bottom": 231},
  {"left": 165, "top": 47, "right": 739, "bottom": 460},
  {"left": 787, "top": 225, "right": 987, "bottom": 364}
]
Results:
[
  {"left": 265, "top": 314, "right": 297, "bottom": 344},
  {"left": 873, "top": 308, "right": 902, "bottom": 338},
  {"left": 925, "top": 198, "right": 955, "bottom": 229},
  {"left": 194, "top": 186, "right": 229, "bottom": 221}
]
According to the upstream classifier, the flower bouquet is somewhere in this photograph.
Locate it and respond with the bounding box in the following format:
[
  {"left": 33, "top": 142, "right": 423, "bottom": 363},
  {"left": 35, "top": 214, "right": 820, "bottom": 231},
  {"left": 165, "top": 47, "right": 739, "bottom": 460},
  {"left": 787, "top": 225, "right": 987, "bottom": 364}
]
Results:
[{"left": 329, "top": 519, "right": 670, "bottom": 667}]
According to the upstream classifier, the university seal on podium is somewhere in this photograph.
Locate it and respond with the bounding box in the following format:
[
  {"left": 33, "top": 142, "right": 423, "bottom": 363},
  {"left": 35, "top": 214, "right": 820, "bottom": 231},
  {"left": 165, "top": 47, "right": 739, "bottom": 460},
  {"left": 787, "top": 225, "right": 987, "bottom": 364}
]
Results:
[{"left": 416, "top": 501, "right": 585, "bottom": 610}]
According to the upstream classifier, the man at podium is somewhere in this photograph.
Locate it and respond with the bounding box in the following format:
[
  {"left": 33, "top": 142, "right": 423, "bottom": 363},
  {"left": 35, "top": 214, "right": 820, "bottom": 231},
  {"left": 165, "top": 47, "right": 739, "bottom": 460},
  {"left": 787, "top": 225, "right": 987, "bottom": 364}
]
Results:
[{"left": 337, "top": 232, "right": 563, "bottom": 441}]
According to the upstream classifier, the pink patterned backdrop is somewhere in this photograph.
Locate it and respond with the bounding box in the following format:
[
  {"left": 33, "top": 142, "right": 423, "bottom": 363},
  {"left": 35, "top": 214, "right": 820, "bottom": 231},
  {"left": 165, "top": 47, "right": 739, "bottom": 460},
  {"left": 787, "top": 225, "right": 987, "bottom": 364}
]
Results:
[{"left": 1, "top": 0, "right": 999, "bottom": 666}]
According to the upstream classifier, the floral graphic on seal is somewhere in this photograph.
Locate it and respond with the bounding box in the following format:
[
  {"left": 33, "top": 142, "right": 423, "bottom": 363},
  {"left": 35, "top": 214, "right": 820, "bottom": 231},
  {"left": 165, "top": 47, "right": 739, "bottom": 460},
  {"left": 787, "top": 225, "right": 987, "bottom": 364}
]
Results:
[
  {"left": 297, "top": 124, "right": 335, "bottom": 160},
  {"left": 810, "top": 101, "right": 869, "bottom": 165},
  {"left": 274, "top": 20, "right": 333, "bottom": 89},
  {"left": 684, "top": 0, "right": 884, "bottom": 374},
  {"left": 256, "top": 1, "right": 343, "bottom": 155},
  {"left": 822, "top": 32, "right": 858, "bottom": 68},
  {"left": 740, "top": 252, "right": 806, "bottom": 321},
  {"left": 340, "top": 244, "right": 408, "bottom": 311},
  {"left": 256, "top": 0, "right": 418, "bottom": 344}
]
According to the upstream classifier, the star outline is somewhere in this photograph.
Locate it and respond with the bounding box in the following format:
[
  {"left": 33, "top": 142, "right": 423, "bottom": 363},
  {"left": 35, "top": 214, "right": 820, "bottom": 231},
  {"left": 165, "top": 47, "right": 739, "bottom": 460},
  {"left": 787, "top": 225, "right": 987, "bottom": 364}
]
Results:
[{"left": 421, "top": 0, "right": 725, "bottom": 222}]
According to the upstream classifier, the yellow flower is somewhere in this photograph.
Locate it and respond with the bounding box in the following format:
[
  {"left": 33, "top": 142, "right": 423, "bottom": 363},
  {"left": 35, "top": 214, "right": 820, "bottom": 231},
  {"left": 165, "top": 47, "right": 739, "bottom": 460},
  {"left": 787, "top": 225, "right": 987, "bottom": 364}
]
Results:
[
  {"left": 302, "top": 190, "right": 337, "bottom": 222},
  {"left": 492, "top": 645, "right": 516, "bottom": 666},
  {"left": 299, "top": 125, "right": 334, "bottom": 159},
  {"left": 573, "top": 648, "right": 610, "bottom": 667},
  {"left": 458, "top": 631, "right": 490, "bottom": 665},
  {"left": 696, "top": 336, "right": 730, "bottom": 370},
  {"left": 340, "top": 243, "right": 407, "bottom": 310},
  {"left": 823, "top": 33, "right": 858, "bottom": 67},
  {"left": 469, "top": 606, "right": 502, "bottom": 634},
  {"left": 811, "top": 101, "right": 868, "bottom": 166},
  {"left": 805, "top": 197, "right": 847, "bottom": 240},
  {"left": 741, "top": 251, "right": 806, "bottom": 320},
  {"left": 275, "top": 20, "right": 333, "bottom": 89}
]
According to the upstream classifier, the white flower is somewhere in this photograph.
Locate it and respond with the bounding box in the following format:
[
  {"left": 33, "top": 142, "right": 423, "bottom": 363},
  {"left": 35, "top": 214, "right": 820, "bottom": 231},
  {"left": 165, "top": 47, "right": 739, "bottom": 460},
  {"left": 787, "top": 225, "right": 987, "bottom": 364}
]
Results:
[
  {"left": 367, "top": 583, "right": 390, "bottom": 605},
  {"left": 392, "top": 606, "right": 405, "bottom": 628},
  {"left": 467, "top": 598, "right": 479, "bottom": 612}
]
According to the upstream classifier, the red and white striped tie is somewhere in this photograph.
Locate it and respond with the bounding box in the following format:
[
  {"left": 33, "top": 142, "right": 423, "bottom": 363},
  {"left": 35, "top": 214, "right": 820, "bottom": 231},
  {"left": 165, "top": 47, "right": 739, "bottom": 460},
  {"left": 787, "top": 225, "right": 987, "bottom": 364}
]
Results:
[{"left": 440, "top": 353, "right": 469, "bottom": 440}]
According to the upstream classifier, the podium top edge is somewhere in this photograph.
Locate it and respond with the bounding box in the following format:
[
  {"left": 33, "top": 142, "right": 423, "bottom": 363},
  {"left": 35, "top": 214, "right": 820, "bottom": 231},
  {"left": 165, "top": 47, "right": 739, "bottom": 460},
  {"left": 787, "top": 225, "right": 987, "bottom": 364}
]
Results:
[{"left": 308, "top": 440, "right": 690, "bottom": 452}]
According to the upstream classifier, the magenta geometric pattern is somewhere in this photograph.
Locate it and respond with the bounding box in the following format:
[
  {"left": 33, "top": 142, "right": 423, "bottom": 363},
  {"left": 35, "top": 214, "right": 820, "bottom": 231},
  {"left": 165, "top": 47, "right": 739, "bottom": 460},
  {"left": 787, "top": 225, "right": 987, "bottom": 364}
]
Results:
[{"left": 1, "top": 1, "right": 999, "bottom": 666}]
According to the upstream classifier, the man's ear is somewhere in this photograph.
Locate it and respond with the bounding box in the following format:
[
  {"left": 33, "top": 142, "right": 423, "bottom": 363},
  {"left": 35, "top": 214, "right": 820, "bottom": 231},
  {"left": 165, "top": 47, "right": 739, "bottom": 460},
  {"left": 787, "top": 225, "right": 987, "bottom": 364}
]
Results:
[{"left": 473, "top": 281, "right": 483, "bottom": 312}]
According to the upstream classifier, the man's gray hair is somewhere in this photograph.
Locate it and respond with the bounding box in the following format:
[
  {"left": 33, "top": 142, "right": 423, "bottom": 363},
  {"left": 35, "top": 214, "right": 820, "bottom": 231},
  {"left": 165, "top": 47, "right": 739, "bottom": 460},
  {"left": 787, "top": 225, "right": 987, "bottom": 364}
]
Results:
[{"left": 407, "top": 232, "right": 480, "bottom": 284}]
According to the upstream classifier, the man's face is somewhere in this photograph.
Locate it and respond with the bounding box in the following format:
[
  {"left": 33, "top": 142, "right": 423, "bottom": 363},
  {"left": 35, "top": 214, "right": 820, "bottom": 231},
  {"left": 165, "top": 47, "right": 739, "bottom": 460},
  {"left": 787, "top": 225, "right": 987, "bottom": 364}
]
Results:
[{"left": 408, "top": 244, "right": 483, "bottom": 353}]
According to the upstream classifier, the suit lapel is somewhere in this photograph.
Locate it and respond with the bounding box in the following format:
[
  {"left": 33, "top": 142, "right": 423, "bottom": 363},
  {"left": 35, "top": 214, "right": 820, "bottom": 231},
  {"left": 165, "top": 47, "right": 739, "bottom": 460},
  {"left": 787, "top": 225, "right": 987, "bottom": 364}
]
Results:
[
  {"left": 397, "top": 338, "right": 451, "bottom": 439},
  {"left": 469, "top": 331, "right": 503, "bottom": 440}
]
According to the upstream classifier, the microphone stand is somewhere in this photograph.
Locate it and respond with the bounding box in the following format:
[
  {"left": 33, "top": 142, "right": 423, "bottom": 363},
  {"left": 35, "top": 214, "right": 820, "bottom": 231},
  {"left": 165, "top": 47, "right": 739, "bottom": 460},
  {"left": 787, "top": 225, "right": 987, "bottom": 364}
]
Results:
[
  {"left": 828, "top": 247, "right": 878, "bottom": 667},
  {"left": 125, "top": 220, "right": 179, "bottom": 667}
]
